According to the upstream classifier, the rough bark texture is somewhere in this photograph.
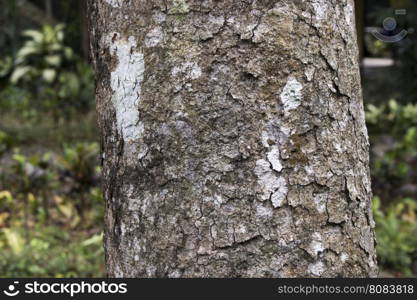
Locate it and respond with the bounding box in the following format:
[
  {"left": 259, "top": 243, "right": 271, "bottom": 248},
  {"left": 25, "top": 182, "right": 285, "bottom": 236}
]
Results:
[{"left": 88, "top": 0, "right": 378, "bottom": 277}]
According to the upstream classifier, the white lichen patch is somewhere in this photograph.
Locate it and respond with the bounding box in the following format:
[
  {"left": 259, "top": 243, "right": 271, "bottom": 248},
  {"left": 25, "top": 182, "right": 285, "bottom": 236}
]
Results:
[
  {"left": 309, "top": 232, "right": 325, "bottom": 257},
  {"left": 152, "top": 11, "right": 166, "bottom": 24},
  {"left": 304, "top": 165, "right": 314, "bottom": 177},
  {"left": 368, "top": 254, "right": 377, "bottom": 270},
  {"left": 203, "top": 193, "right": 225, "bottom": 207},
  {"left": 113, "top": 265, "right": 124, "bottom": 277},
  {"left": 280, "top": 77, "right": 303, "bottom": 112},
  {"left": 208, "top": 14, "right": 225, "bottom": 27},
  {"left": 197, "top": 242, "right": 213, "bottom": 255},
  {"left": 199, "top": 14, "right": 226, "bottom": 40},
  {"left": 308, "top": 261, "right": 325, "bottom": 276},
  {"left": 146, "top": 265, "right": 157, "bottom": 277},
  {"left": 333, "top": 142, "right": 344, "bottom": 153},
  {"left": 255, "top": 203, "right": 273, "bottom": 218},
  {"left": 235, "top": 223, "right": 248, "bottom": 235},
  {"left": 108, "top": 34, "right": 145, "bottom": 143},
  {"left": 213, "top": 194, "right": 224, "bottom": 206},
  {"left": 313, "top": 193, "right": 327, "bottom": 214},
  {"left": 104, "top": 0, "right": 122, "bottom": 8},
  {"left": 271, "top": 177, "right": 288, "bottom": 208},
  {"left": 311, "top": 0, "right": 329, "bottom": 21},
  {"left": 255, "top": 160, "right": 275, "bottom": 196},
  {"left": 168, "top": 270, "right": 182, "bottom": 278},
  {"left": 279, "top": 124, "right": 292, "bottom": 137},
  {"left": 145, "top": 27, "right": 164, "bottom": 47},
  {"left": 259, "top": 128, "right": 285, "bottom": 207},
  {"left": 344, "top": 2, "right": 355, "bottom": 27},
  {"left": 172, "top": 62, "right": 202, "bottom": 80},
  {"left": 169, "top": 0, "right": 190, "bottom": 14},
  {"left": 340, "top": 252, "right": 348, "bottom": 263},
  {"left": 135, "top": 191, "right": 154, "bottom": 215},
  {"left": 253, "top": 23, "right": 270, "bottom": 43},
  {"left": 346, "top": 176, "right": 359, "bottom": 201},
  {"left": 254, "top": 159, "right": 287, "bottom": 208},
  {"left": 126, "top": 184, "right": 141, "bottom": 211},
  {"left": 305, "top": 66, "right": 315, "bottom": 82},
  {"left": 261, "top": 130, "right": 272, "bottom": 148},
  {"left": 267, "top": 146, "right": 283, "bottom": 172}
]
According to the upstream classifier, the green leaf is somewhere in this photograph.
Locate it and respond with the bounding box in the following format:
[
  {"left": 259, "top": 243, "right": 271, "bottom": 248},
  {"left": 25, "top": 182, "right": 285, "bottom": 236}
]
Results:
[
  {"left": 49, "top": 43, "right": 63, "bottom": 52},
  {"left": 0, "top": 191, "right": 13, "bottom": 205},
  {"left": 42, "top": 69, "right": 57, "bottom": 83},
  {"left": 2, "top": 228, "right": 24, "bottom": 255},
  {"left": 22, "top": 29, "right": 44, "bottom": 43},
  {"left": 10, "top": 66, "right": 33, "bottom": 83},
  {"left": 15, "top": 44, "right": 40, "bottom": 63},
  {"left": 64, "top": 47, "right": 73, "bottom": 60},
  {"left": 44, "top": 55, "right": 62, "bottom": 67},
  {"left": 388, "top": 99, "right": 399, "bottom": 113},
  {"left": 81, "top": 233, "right": 103, "bottom": 247}
]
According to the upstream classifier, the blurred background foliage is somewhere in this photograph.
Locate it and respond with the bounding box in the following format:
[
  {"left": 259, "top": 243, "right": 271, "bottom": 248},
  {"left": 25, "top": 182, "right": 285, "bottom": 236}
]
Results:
[
  {"left": 0, "top": 0, "right": 416, "bottom": 277},
  {"left": 364, "top": 0, "right": 417, "bottom": 276},
  {"left": 0, "top": 0, "right": 102, "bottom": 277}
]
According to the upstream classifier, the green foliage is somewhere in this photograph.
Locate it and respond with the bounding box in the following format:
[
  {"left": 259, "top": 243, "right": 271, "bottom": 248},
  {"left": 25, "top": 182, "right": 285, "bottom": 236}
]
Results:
[
  {"left": 0, "top": 56, "right": 13, "bottom": 79},
  {"left": 367, "top": 100, "right": 417, "bottom": 276},
  {"left": 0, "top": 85, "right": 34, "bottom": 120},
  {"left": 0, "top": 226, "right": 104, "bottom": 277},
  {"left": 10, "top": 24, "right": 73, "bottom": 84},
  {"left": 1, "top": 24, "right": 94, "bottom": 118},
  {"left": 0, "top": 5, "right": 101, "bottom": 278},
  {"left": 366, "top": 100, "right": 417, "bottom": 134},
  {"left": 0, "top": 111, "right": 98, "bottom": 147},
  {"left": 0, "top": 141, "right": 104, "bottom": 277},
  {"left": 0, "top": 130, "right": 14, "bottom": 156},
  {"left": 373, "top": 197, "right": 417, "bottom": 275},
  {"left": 61, "top": 142, "right": 100, "bottom": 186},
  {"left": 366, "top": 101, "right": 417, "bottom": 199}
]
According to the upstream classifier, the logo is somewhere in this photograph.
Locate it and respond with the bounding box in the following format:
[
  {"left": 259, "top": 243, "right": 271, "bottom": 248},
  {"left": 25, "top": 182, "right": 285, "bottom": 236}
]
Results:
[
  {"left": 3, "top": 281, "right": 20, "bottom": 297},
  {"left": 367, "top": 9, "right": 413, "bottom": 43}
]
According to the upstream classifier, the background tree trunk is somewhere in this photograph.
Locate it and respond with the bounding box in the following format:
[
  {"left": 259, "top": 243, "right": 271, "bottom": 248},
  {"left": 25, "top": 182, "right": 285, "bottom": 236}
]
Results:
[
  {"left": 88, "top": 0, "right": 378, "bottom": 277},
  {"left": 354, "top": 0, "right": 364, "bottom": 62}
]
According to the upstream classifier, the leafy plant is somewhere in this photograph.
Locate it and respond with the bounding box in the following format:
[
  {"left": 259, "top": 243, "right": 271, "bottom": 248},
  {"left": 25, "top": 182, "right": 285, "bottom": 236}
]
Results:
[
  {"left": 0, "top": 141, "right": 104, "bottom": 277},
  {"left": 0, "top": 226, "right": 104, "bottom": 277},
  {"left": 373, "top": 197, "right": 417, "bottom": 276},
  {"left": 10, "top": 151, "right": 55, "bottom": 192},
  {"left": 3, "top": 24, "right": 94, "bottom": 117},
  {"left": 10, "top": 24, "right": 73, "bottom": 84},
  {"left": 366, "top": 101, "right": 417, "bottom": 201},
  {"left": 366, "top": 100, "right": 417, "bottom": 134}
]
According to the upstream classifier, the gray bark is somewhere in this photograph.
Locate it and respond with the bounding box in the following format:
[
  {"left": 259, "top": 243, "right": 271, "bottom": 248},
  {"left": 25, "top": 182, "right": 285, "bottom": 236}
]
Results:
[{"left": 88, "top": 0, "right": 378, "bottom": 277}]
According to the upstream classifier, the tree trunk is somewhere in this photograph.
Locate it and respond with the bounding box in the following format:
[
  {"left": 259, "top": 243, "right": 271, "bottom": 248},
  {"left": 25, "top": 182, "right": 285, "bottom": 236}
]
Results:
[
  {"left": 88, "top": 0, "right": 378, "bottom": 278},
  {"left": 354, "top": 0, "right": 364, "bottom": 62}
]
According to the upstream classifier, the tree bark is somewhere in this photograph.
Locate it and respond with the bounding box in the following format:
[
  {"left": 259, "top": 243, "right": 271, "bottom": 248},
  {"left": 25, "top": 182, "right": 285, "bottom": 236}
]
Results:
[{"left": 88, "top": 0, "right": 378, "bottom": 277}]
